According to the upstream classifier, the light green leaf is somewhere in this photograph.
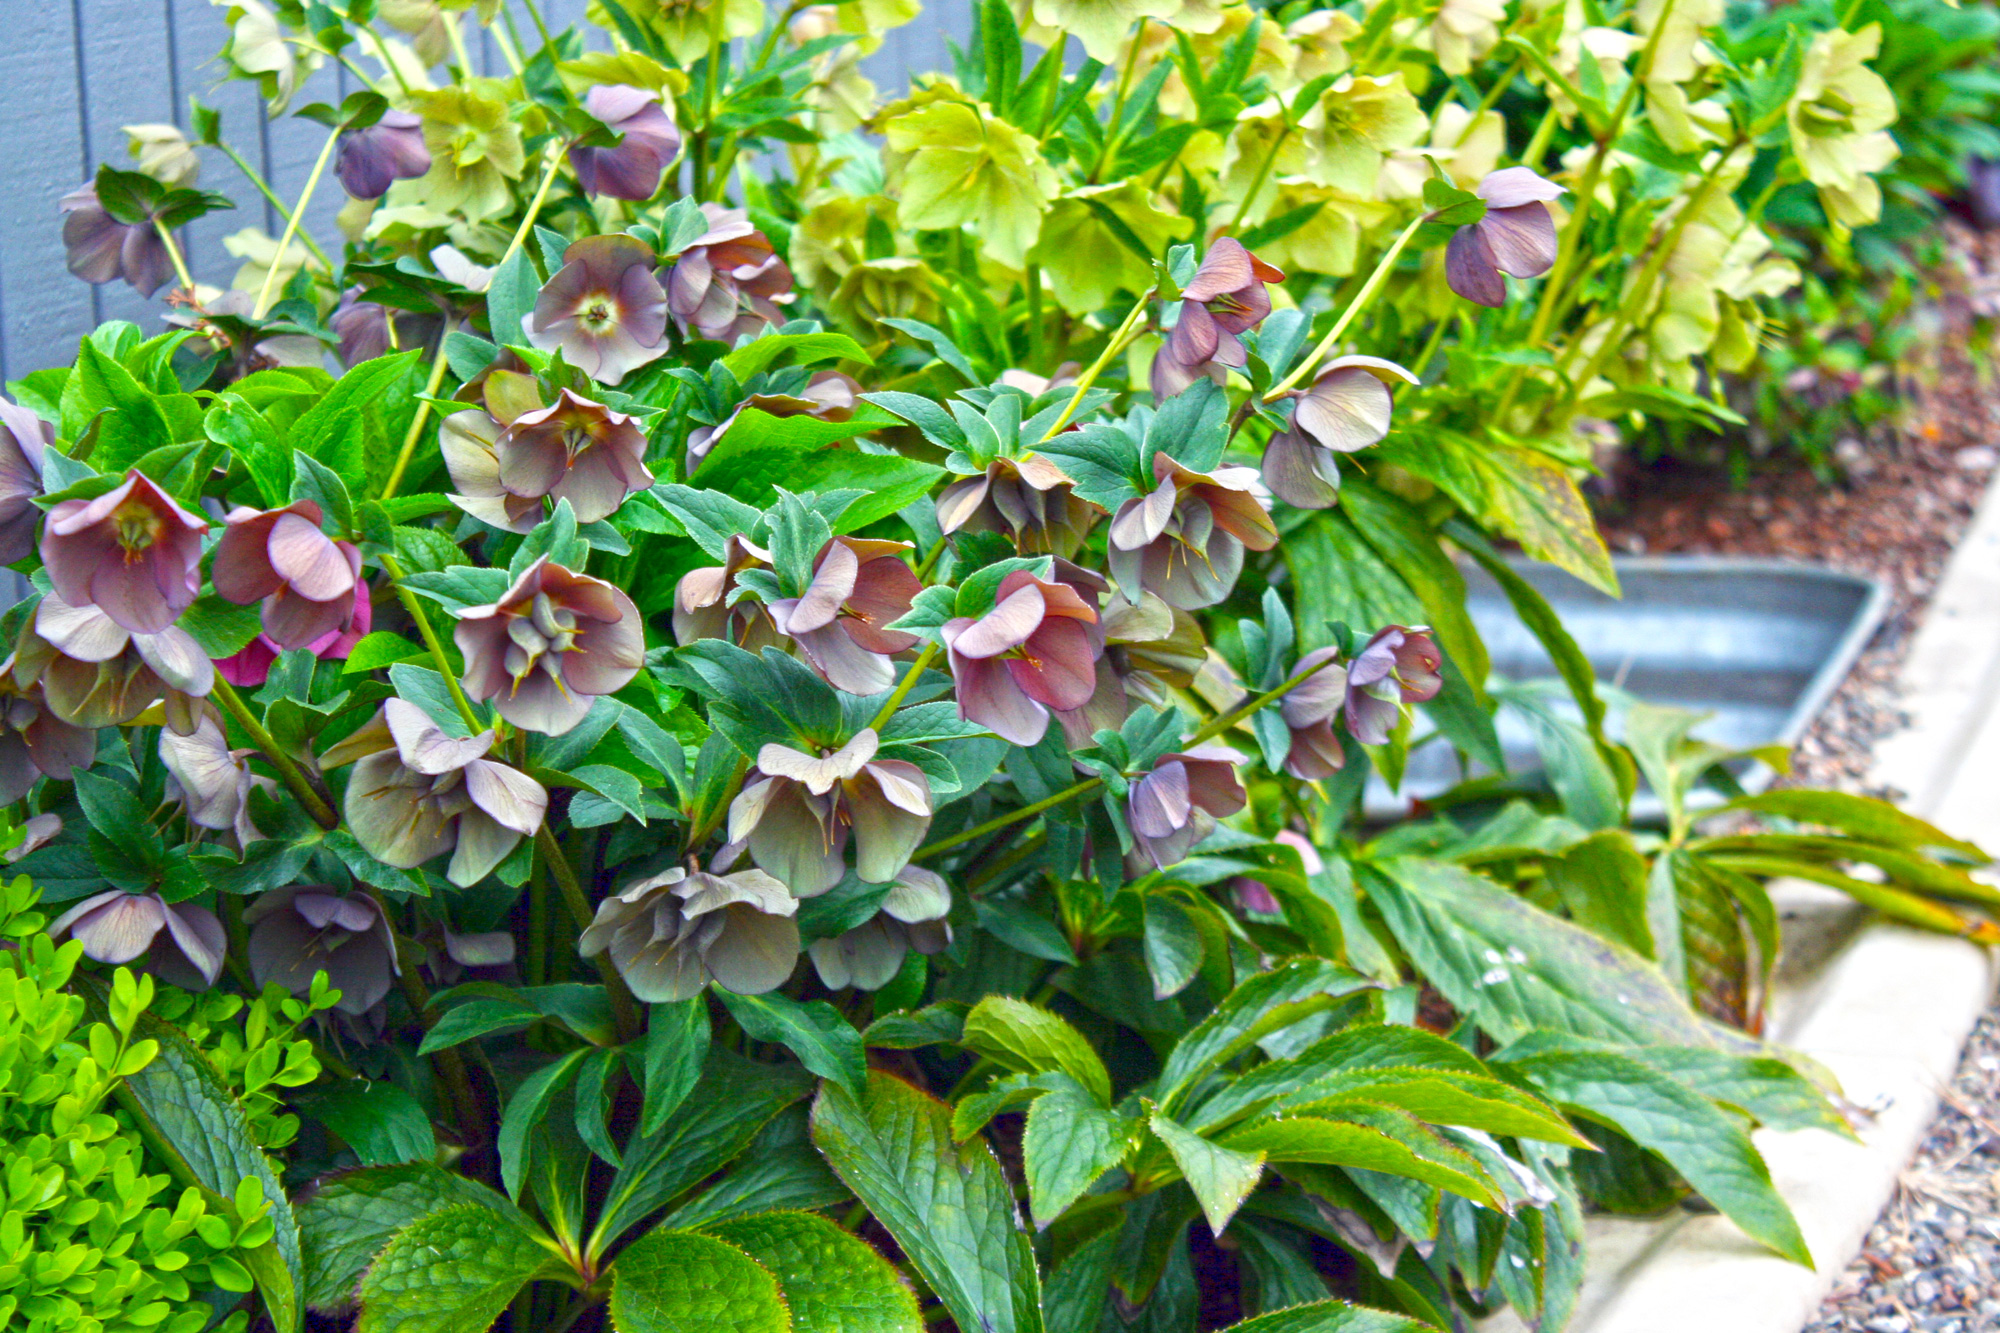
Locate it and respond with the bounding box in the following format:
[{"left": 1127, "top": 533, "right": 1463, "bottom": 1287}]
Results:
[
  {"left": 608, "top": 1229, "right": 792, "bottom": 1333},
  {"left": 721, "top": 331, "right": 873, "bottom": 380},
  {"left": 717, "top": 990, "right": 866, "bottom": 1098},
  {"left": 705, "top": 1211, "right": 921, "bottom": 1332},
  {"left": 1216, "top": 1300, "right": 1441, "bottom": 1333},
  {"left": 1156, "top": 959, "right": 1377, "bottom": 1114},
  {"left": 1710, "top": 789, "right": 1987, "bottom": 862},
  {"left": 962, "top": 996, "right": 1112, "bottom": 1106},
  {"left": 1149, "top": 1112, "right": 1264, "bottom": 1237},
  {"left": 357, "top": 1204, "right": 565, "bottom": 1333},
  {"left": 1022, "top": 1074, "right": 1135, "bottom": 1227}
]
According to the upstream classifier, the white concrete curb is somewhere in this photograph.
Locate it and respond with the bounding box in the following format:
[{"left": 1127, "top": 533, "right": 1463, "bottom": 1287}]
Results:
[{"left": 1493, "top": 471, "right": 2000, "bottom": 1333}]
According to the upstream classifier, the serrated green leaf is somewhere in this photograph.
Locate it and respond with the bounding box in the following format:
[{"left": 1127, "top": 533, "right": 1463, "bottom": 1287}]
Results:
[
  {"left": 608, "top": 1229, "right": 791, "bottom": 1333},
  {"left": 1022, "top": 1075, "right": 1133, "bottom": 1228},
  {"left": 705, "top": 1211, "right": 921, "bottom": 1332},
  {"left": 1156, "top": 959, "right": 1376, "bottom": 1113},
  {"left": 716, "top": 990, "right": 866, "bottom": 1097},
  {"left": 296, "top": 1163, "right": 526, "bottom": 1312},
  {"left": 357, "top": 1203, "right": 563, "bottom": 1333},
  {"left": 297, "top": 1081, "right": 437, "bottom": 1167},
  {"left": 962, "top": 996, "right": 1111, "bottom": 1106},
  {"left": 1149, "top": 1112, "right": 1264, "bottom": 1236},
  {"left": 1216, "top": 1300, "right": 1440, "bottom": 1333}
]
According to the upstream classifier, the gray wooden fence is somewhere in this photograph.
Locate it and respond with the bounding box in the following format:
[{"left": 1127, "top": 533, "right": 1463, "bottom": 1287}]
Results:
[{"left": 0, "top": 1, "right": 970, "bottom": 384}]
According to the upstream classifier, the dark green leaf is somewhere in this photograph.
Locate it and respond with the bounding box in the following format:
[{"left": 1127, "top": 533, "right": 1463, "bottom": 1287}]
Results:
[
  {"left": 296, "top": 1163, "right": 523, "bottom": 1312},
  {"left": 607, "top": 1229, "right": 790, "bottom": 1333},
  {"left": 356, "top": 1203, "right": 564, "bottom": 1333},
  {"left": 716, "top": 989, "right": 867, "bottom": 1098},
  {"left": 297, "top": 1081, "right": 437, "bottom": 1167}
]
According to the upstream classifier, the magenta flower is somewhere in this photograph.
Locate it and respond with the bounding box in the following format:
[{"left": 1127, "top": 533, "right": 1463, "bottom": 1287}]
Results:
[
  {"left": 15, "top": 591, "right": 212, "bottom": 734},
  {"left": 666, "top": 205, "right": 795, "bottom": 343},
  {"left": 213, "top": 500, "right": 364, "bottom": 651},
  {"left": 59, "top": 184, "right": 174, "bottom": 297},
  {"left": 808, "top": 866, "right": 952, "bottom": 991},
  {"left": 1345, "top": 626, "right": 1444, "bottom": 745},
  {"left": 1128, "top": 745, "right": 1248, "bottom": 869},
  {"left": 244, "top": 887, "right": 399, "bottom": 1015},
  {"left": 569, "top": 85, "right": 682, "bottom": 201},
  {"left": 1277, "top": 646, "right": 1348, "bottom": 779},
  {"left": 1446, "top": 168, "right": 1565, "bottom": 308},
  {"left": 335, "top": 110, "right": 431, "bottom": 200},
  {"left": 440, "top": 409, "right": 542, "bottom": 534},
  {"left": 49, "top": 891, "right": 227, "bottom": 991},
  {"left": 323, "top": 699, "right": 549, "bottom": 888},
  {"left": 768, "top": 537, "right": 921, "bottom": 695},
  {"left": 1151, "top": 238, "right": 1284, "bottom": 401},
  {"left": 1261, "top": 357, "right": 1419, "bottom": 510},
  {"left": 580, "top": 866, "right": 800, "bottom": 1001},
  {"left": 454, "top": 557, "right": 644, "bottom": 736},
  {"left": 934, "top": 453, "right": 1100, "bottom": 559},
  {"left": 526, "top": 235, "right": 669, "bottom": 386},
  {"left": 1108, "top": 455, "right": 1277, "bottom": 611},
  {"left": 942, "top": 569, "right": 1101, "bottom": 746},
  {"left": 687, "top": 372, "right": 857, "bottom": 468},
  {"left": 0, "top": 399, "right": 49, "bottom": 564},
  {"left": 42, "top": 470, "right": 208, "bottom": 635},
  {"left": 727, "top": 729, "right": 932, "bottom": 896},
  {"left": 216, "top": 586, "right": 373, "bottom": 689},
  {"left": 672, "top": 535, "right": 785, "bottom": 651},
  {"left": 495, "top": 389, "right": 655, "bottom": 524},
  {"left": 0, "top": 671, "right": 95, "bottom": 803}
]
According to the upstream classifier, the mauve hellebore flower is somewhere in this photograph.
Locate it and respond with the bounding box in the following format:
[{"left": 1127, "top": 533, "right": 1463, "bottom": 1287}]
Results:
[
  {"left": 1278, "top": 646, "right": 1349, "bottom": 779},
  {"left": 569, "top": 85, "right": 682, "bottom": 201},
  {"left": 213, "top": 500, "right": 364, "bottom": 651},
  {"left": 672, "top": 535, "right": 784, "bottom": 652},
  {"left": 1345, "top": 626, "right": 1444, "bottom": 745},
  {"left": 324, "top": 699, "right": 549, "bottom": 887},
  {"left": 1129, "top": 745, "right": 1248, "bottom": 870},
  {"left": 15, "top": 592, "right": 212, "bottom": 734},
  {"left": 1152, "top": 238, "right": 1284, "bottom": 401},
  {"left": 216, "top": 587, "right": 372, "bottom": 690},
  {"left": 728, "top": 729, "right": 932, "bottom": 897},
  {"left": 0, "top": 400, "right": 48, "bottom": 563},
  {"left": 453, "top": 556, "right": 644, "bottom": 736},
  {"left": 50, "top": 891, "right": 227, "bottom": 991},
  {"left": 0, "top": 670, "right": 94, "bottom": 803},
  {"left": 1109, "top": 455, "right": 1277, "bottom": 611},
  {"left": 59, "top": 184, "right": 174, "bottom": 298},
  {"left": 495, "top": 389, "right": 655, "bottom": 524},
  {"left": 667, "top": 205, "right": 794, "bottom": 343},
  {"left": 42, "top": 470, "right": 208, "bottom": 635},
  {"left": 160, "top": 711, "right": 269, "bottom": 847},
  {"left": 245, "top": 886, "right": 399, "bottom": 1015},
  {"left": 440, "top": 410, "right": 541, "bottom": 534},
  {"left": 1446, "top": 167, "right": 1565, "bottom": 308},
  {"left": 808, "top": 865, "right": 952, "bottom": 991},
  {"left": 335, "top": 109, "right": 431, "bottom": 199},
  {"left": 768, "top": 537, "right": 921, "bottom": 695},
  {"left": 527, "top": 235, "right": 669, "bottom": 386},
  {"left": 942, "top": 569, "right": 1100, "bottom": 747},
  {"left": 1261, "top": 357, "right": 1419, "bottom": 510},
  {"left": 580, "top": 866, "right": 800, "bottom": 1002}
]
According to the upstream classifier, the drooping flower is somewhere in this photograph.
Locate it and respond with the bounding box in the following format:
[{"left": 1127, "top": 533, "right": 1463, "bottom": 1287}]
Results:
[
  {"left": 1261, "top": 357, "right": 1419, "bottom": 510},
  {"left": 494, "top": 389, "right": 655, "bottom": 524},
  {"left": 0, "top": 399, "right": 49, "bottom": 564},
  {"left": 49, "top": 891, "right": 227, "bottom": 991},
  {"left": 124, "top": 123, "right": 202, "bottom": 187},
  {"left": 41, "top": 470, "right": 208, "bottom": 635},
  {"left": 213, "top": 500, "right": 364, "bottom": 651},
  {"left": 526, "top": 235, "right": 669, "bottom": 386},
  {"left": 1151, "top": 238, "right": 1284, "bottom": 401},
  {"left": 942, "top": 569, "right": 1101, "bottom": 746},
  {"left": 159, "top": 711, "right": 267, "bottom": 847},
  {"left": 1445, "top": 168, "right": 1565, "bottom": 308},
  {"left": 0, "top": 670, "right": 95, "bottom": 803},
  {"left": 215, "top": 586, "right": 372, "bottom": 689},
  {"left": 398, "top": 86, "right": 526, "bottom": 222},
  {"left": 767, "top": 538, "right": 921, "bottom": 695},
  {"left": 336, "top": 110, "right": 432, "bottom": 200},
  {"left": 453, "top": 557, "right": 644, "bottom": 736},
  {"left": 245, "top": 887, "right": 399, "bottom": 1015},
  {"left": 59, "top": 184, "right": 175, "bottom": 298},
  {"left": 580, "top": 865, "right": 800, "bottom": 1002},
  {"left": 14, "top": 591, "right": 213, "bottom": 734},
  {"left": 569, "top": 85, "right": 682, "bottom": 201},
  {"left": 1128, "top": 745, "right": 1247, "bottom": 869},
  {"left": 440, "top": 409, "right": 543, "bottom": 534},
  {"left": 808, "top": 865, "right": 952, "bottom": 990},
  {"left": 728, "top": 730, "right": 932, "bottom": 896},
  {"left": 1426, "top": 0, "right": 1509, "bottom": 74},
  {"left": 1788, "top": 25, "right": 1900, "bottom": 227},
  {"left": 687, "top": 373, "right": 858, "bottom": 469},
  {"left": 1277, "top": 646, "right": 1348, "bottom": 779},
  {"left": 1345, "top": 626, "right": 1444, "bottom": 746},
  {"left": 665, "top": 205, "right": 796, "bottom": 343},
  {"left": 935, "top": 454, "right": 1099, "bottom": 559},
  {"left": 672, "top": 536, "right": 785, "bottom": 651},
  {"left": 215, "top": 0, "right": 320, "bottom": 112},
  {"left": 628, "top": 0, "right": 767, "bottom": 65},
  {"left": 1108, "top": 454, "right": 1277, "bottom": 610},
  {"left": 324, "top": 699, "right": 549, "bottom": 887}
]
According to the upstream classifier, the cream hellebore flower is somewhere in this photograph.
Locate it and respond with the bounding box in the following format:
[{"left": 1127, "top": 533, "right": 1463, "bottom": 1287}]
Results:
[
  {"left": 124, "top": 124, "right": 201, "bottom": 188},
  {"left": 51, "top": 891, "right": 227, "bottom": 991},
  {"left": 1300, "top": 74, "right": 1428, "bottom": 197},
  {"left": 398, "top": 86, "right": 526, "bottom": 222},
  {"left": 728, "top": 730, "right": 933, "bottom": 896},
  {"left": 214, "top": 0, "right": 321, "bottom": 112},
  {"left": 881, "top": 97, "right": 1059, "bottom": 268},
  {"left": 1028, "top": 0, "right": 1183, "bottom": 63},
  {"left": 13, "top": 593, "right": 212, "bottom": 735},
  {"left": 1788, "top": 25, "right": 1900, "bottom": 227},
  {"left": 809, "top": 866, "right": 952, "bottom": 991},
  {"left": 581, "top": 866, "right": 800, "bottom": 1001},
  {"left": 1426, "top": 0, "right": 1509, "bottom": 75}
]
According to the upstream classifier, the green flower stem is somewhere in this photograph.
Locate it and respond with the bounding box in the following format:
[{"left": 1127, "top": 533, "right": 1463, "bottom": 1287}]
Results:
[
  {"left": 1265, "top": 213, "right": 1427, "bottom": 400},
  {"left": 380, "top": 329, "right": 456, "bottom": 502},
  {"left": 380, "top": 552, "right": 485, "bottom": 734},
  {"left": 362, "top": 883, "right": 486, "bottom": 1135},
  {"left": 503, "top": 146, "right": 566, "bottom": 268},
  {"left": 754, "top": 0, "right": 810, "bottom": 68},
  {"left": 442, "top": 9, "right": 477, "bottom": 76},
  {"left": 866, "top": 643, "right": 939, "bottom": 733},
  {"left": 152, "top": 221, "right": 196, "bottom": 294},
  {"left": 1458, "top": 58, "right": 1523, "bottom": 143},
  {"left": 252, "top": 127, "right": 340, "bottom": 319},
  {"left": 538, "top": 825, "right": 642, "bottom": 1043},
  {"left": 1226, "top": 122, "right": 1294, "bottom": 235},
  {"left": 1090, "top": 21, "right": 1149, "bottom": 183},
  {"left": 210, "top": 676, "right": 339, "bottom": 830},
  {"left": 1025, "top": 263, "right": 1045, "bottom": 366},
  {"left": 1038, "top": 288, "right": 1157, "bottom": 441},
  {"left": 490, "top": 20, "right": 526, "bottom": 76},
  {"left": 519, "top": 0, "right": 551, "bottom": 46},
  {"left": 213, "top": 143, "right": 336, "bottom": 272}
]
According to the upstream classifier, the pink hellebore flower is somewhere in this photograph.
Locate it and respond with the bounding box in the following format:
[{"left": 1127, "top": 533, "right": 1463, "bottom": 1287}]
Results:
[
  {"left": 213, "top": 500, "right": 365, "bottom": 651},
  {"left": 1261, "top": 357, "right": 1419, "bottom": 510},
  {"left": 942, "top": 569, "right": 1101, "bottom": 747},
  {"left": 1108, "top": 455, "right": 1277, "bottom": 611},
  {"left": 215, "top": 587, "right": 373, "bottom": 689},
  {"left": 569, "top": 85, "right": 682, "bottom": 201},
  {"left": 453, "top": 557, "right": 644, "bottom": 736},
  {"left": 768, "top": 537, "right": 921, "bottom": 695},
  {"left": 1151, "top": 238, "right": 1284, "bottom": 401},
  {"left": 495, "top": 388, "right": 655, "bottom": 524},
  {"left": 1277, "top": 646, "right": 1348, "bottom": 780},
  {"left": 0, "top": 399, "right": 49, "bottom": 564},
  {"left": 1345, "top": 626, "right": 1444, "bottom": 746},
  {"left": 244, "top": 886, "right": 399, "bottom": 1015},
  {"left": 1129, "top": 745, "right": 1248, "bottom": 870},
  {"left": 728, "top": 729, "right": 932, "bottom": 897},
  {"left": 527, "top": 235, "right": 669, "bottom": 387},
  {"left": 16, "top": 591, "right": 212, "bottom": 734},
  {"left": 49, "top": 891, "right": 227, "bottom": 991},
  {"left": 59, "top": 184, "right": 174, "bottom": 297},
  {"left": 335, "top": 110, "right": 431, "bottom": 200},
  {"left": 666, "top": 205, "right": 795, "bottom": 343},
  {"left": 808, "top": 865, "right": 952, "bottom": 991},
  {"left": 1446, "top": 168, "right": 1565, "bottom": 308},
  {"left": 581, "top": 866, "right": 800, "bottom": 1002},
  {"left": 441, "top": 410, "right": 543, "bottom": 534},
  {"left": 672, "top": 535, "right": 785, "bottom": 652},
  {"left": 42, "top": 470, "right": 208, "bottom": 635},
  {"left": 324, "top": 699, "right": 550, "bottom": 888},
  {"left": 934, "top": 453, "right": 1100, "bottom": 559}
]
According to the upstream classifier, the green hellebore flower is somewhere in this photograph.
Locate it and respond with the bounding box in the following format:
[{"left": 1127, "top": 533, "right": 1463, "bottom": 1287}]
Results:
[
  {"left": 612, "top": 0, "right": 766, "bottom": 65},
  {"left": 1788, "top": 25, "right": 1899, "bottom": 226},
  {"left": 1027, "top": 181, "right": 1182, "bottom": 315},
  {"left": 401, "top": 86, "right": 526, "bottom": 223},
  {"left": 882, "top": 97, "right": 1059, "bottom": 268}
]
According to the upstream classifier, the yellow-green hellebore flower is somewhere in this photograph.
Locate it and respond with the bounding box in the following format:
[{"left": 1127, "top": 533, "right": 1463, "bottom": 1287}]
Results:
[
  {"left": 882, "top": 97, "right": 1058, "bottom": 267},
  {"left": 1788, "top": 25, "right": 1899, "bottom": 225},
  {"left": 1028, "top": 181, "right": 1182, "bottom": 315},
  {"left": 400, "top": 85, "right": 526, "bottom": 222}
]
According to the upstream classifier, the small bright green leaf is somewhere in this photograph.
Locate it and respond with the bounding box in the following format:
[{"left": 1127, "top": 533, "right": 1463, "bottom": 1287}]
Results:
[
  {"left": 1022, "top": 1075, "right": 1134, "bottom": 1228},
  {"left": 717, "top": 990, "right": 866, "bottom": 1098}
]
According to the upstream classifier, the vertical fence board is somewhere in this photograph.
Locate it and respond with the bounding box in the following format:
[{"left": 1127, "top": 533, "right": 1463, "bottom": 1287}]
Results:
[
  {"left": 76, "top": 0, "right": 179, "bottom": 335},
  {"left": 0, "top": 2, "right": 91, "bottom": 382}
]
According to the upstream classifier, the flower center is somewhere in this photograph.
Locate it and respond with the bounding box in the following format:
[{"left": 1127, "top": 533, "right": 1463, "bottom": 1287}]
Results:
[
  {"left": 503, "top": 593, "right": 581, "bottom": 694},
  {"left": 113, "top": 500, "right": 164, "bottom": 559},
  {"left": 579, "top": 297, "right": 618, "bottom": 333}
]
